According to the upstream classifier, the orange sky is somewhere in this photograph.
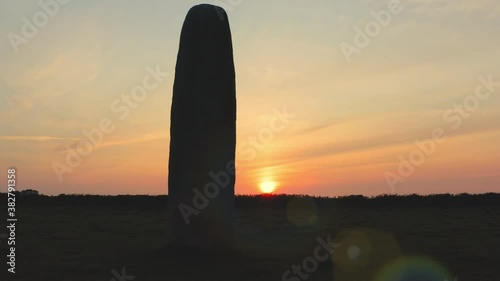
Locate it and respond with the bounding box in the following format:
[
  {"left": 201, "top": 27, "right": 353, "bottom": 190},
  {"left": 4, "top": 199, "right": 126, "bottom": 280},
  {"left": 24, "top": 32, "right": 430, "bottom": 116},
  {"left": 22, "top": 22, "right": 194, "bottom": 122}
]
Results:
[{"left": 1, "top": 1, "right": 499, "bottom": 196}]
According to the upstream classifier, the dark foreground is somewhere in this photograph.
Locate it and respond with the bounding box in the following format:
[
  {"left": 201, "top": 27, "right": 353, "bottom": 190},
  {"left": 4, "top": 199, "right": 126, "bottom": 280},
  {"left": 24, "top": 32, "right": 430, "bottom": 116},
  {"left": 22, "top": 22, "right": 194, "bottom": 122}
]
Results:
[{"left": 1, "top": 194, "right": 499, "bottom": 281}]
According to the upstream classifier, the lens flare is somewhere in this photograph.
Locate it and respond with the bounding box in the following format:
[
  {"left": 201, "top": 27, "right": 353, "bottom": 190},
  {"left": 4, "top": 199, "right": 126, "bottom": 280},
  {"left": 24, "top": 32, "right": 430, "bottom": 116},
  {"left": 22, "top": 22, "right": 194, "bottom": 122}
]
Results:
[{"left": 374, "top": 256, "right": 453, "bottom": 281}]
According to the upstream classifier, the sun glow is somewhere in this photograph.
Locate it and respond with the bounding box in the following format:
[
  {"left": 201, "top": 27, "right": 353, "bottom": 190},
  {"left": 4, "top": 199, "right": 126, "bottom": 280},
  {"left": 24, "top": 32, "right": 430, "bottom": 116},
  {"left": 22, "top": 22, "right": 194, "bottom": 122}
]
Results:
[{"left": 259, "top": 181, "right": 277, "bottom": 194}]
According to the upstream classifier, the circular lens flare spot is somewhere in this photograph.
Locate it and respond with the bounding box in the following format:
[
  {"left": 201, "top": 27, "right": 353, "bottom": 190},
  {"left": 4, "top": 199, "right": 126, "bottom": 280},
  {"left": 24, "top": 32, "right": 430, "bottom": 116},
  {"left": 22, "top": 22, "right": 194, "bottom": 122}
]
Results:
[
  {"left": 347, "top": 245, "right": 361, "bottom": 260},
  {"left": 374, "top": 256, "right": 453, "bottom": 281}
]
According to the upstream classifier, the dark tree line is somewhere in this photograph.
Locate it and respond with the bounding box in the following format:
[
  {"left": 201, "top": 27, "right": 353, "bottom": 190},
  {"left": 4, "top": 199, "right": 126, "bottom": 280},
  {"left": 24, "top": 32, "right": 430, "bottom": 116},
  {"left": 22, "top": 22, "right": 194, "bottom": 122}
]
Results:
[{"left": 2, "top": 193, "right": 498, "bottom": 209}]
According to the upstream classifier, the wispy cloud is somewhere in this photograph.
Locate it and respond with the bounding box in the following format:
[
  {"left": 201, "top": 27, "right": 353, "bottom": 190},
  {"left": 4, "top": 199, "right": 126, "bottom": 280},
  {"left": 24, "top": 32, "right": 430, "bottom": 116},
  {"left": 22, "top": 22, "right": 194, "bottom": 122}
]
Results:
[
  {"left": 0, "top": 136, "right": 81, "bottom": 141},
  {"left": 1, "top": 33, "right": 103, "bottom": 116},
  {"left": 98, "top": 133, "right": 169, "bottom": 148},
  {"left": 52, "top": 133, "right": 169, "bottom": 153}
]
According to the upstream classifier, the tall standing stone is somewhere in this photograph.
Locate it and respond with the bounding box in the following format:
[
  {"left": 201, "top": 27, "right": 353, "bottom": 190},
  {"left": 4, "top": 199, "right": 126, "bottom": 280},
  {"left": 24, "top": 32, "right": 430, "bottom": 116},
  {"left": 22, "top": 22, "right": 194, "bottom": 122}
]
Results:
[{"left": 167, "top": 4, "right": 236, "bottom": 249}]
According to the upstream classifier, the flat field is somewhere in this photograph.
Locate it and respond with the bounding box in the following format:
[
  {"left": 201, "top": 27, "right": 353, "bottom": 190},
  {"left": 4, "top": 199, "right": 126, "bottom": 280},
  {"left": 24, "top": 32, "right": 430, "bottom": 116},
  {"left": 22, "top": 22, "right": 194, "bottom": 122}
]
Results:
[{"left": 1, "top": 194, "right": 499, "bottom": 281}]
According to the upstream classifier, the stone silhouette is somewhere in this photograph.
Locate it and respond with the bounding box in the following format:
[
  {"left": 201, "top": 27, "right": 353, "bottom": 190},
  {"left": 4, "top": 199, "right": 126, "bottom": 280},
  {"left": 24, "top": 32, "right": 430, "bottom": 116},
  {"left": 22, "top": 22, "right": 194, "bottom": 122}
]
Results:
[{"left": 167, "top": 4, "right": 236, "bottom": 249}]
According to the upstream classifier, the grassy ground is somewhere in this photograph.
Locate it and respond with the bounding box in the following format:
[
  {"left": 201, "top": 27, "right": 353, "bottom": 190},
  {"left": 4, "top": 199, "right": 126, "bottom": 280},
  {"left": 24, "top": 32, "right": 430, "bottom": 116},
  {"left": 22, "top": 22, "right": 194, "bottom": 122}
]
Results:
[{"left": 2, "top": 195, "right": 499, "bottom": 281}]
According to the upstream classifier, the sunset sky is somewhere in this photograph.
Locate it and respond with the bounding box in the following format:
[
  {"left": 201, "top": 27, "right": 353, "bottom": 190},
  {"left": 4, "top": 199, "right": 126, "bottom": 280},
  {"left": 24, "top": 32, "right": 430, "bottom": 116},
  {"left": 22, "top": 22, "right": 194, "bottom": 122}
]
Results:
[{"left": 1, "top": 0, "right": 499, "bottom": 196}]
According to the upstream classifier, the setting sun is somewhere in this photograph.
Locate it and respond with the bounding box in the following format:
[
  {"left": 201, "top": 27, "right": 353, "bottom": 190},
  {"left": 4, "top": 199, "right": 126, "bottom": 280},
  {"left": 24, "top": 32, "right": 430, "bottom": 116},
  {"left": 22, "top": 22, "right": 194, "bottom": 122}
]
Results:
[{"left": 259, "top": 181, "right": 277, "bottom": 194}]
